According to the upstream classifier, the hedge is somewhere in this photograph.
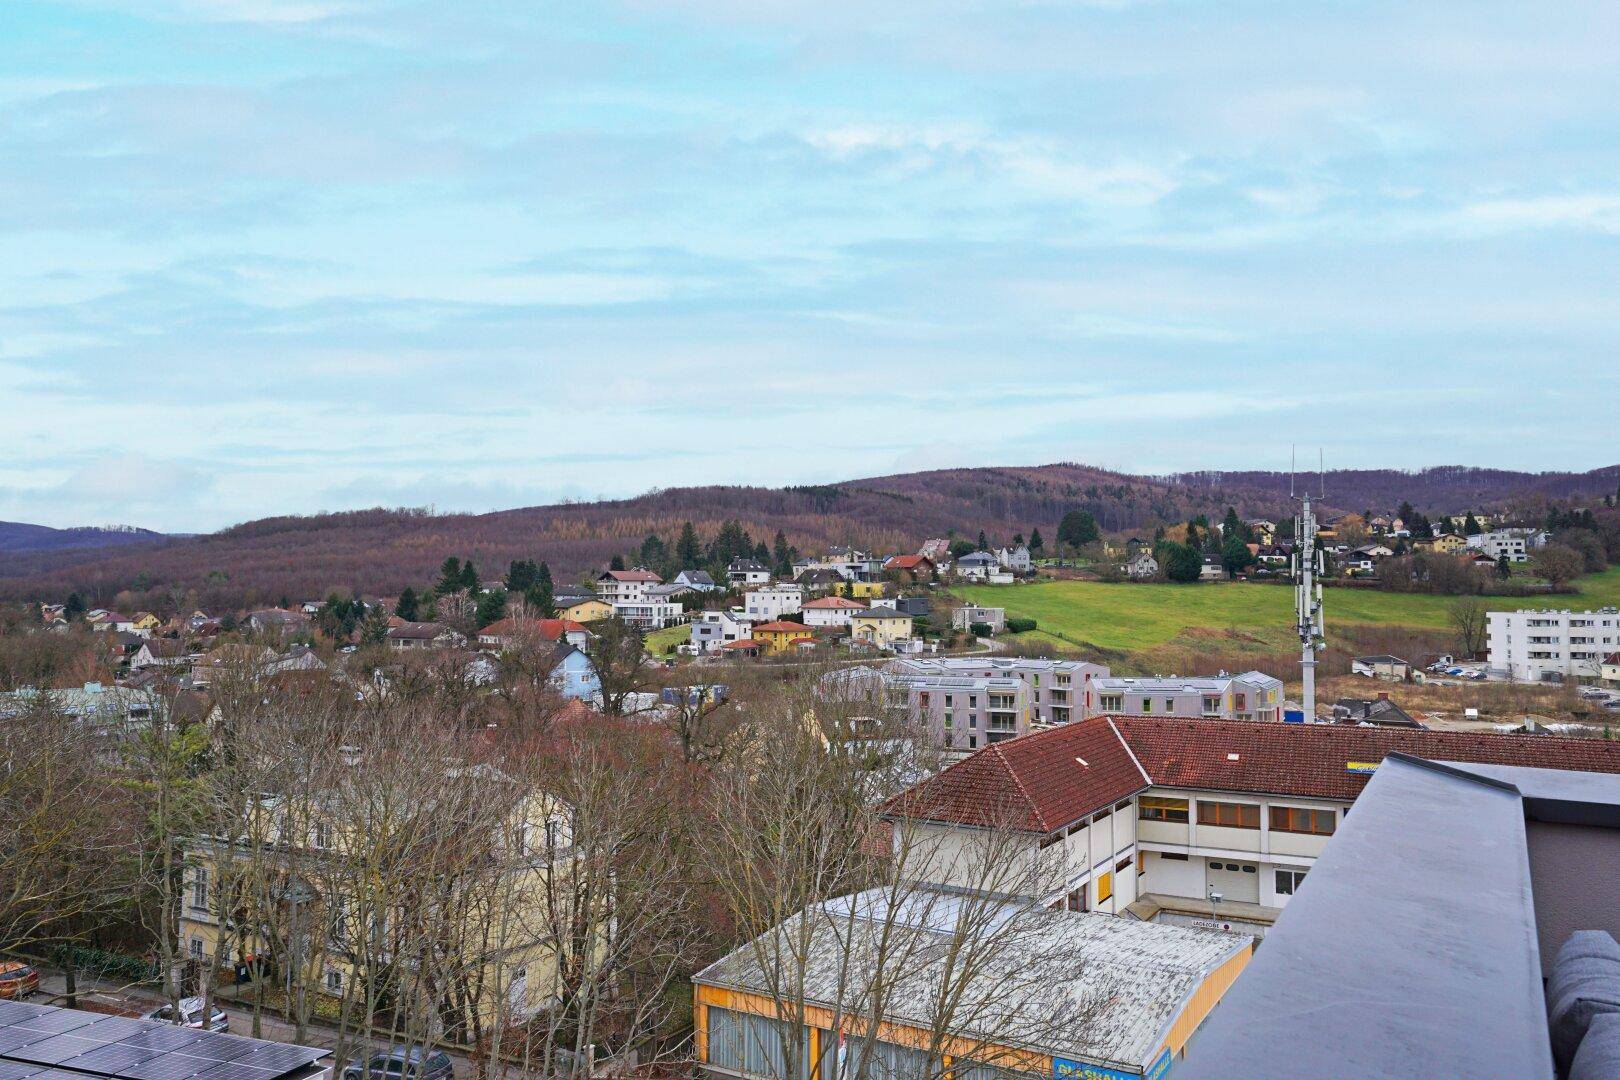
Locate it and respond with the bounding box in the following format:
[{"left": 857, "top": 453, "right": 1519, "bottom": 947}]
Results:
[{"left": 1005, "top": 618, "right": 1038, "bottom": 634}]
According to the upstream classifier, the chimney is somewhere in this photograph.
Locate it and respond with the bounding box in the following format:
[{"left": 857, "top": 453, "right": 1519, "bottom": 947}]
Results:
[{"left": 1378, "top": 691, "right": 1390, "bottom": 701}]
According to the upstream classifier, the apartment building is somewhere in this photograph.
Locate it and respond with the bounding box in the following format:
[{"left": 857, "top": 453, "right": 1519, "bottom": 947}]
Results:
[
  {"left": 742, "top": 583, "right": 802, "bottom": 620},
  {"left": 1086, "top": 672, "right": 1283, "bottom": 723},
  {"left": 882, "top": 715, "right": 1620, "bottom": 935},
  {"left": 611, "top": 600, "right": 685, "bottom": 629},
  {"left": 595, "top": 568, "right": 662, "bottom": 604},
  {"left": 886, "top": 656, "right": 1109, "bottom": 725},
  {"left": 1467, "top": 529, "right": 1532, "bottom": 562},
  {"left": 690, "top": 609, "right": 752, "bottom": 653},
  {"left": 890, "top": 674, "right": 1029, "bottom": 751},
  {"left": 1487, "top": 607, "right": 1620, "bottom": 682}
]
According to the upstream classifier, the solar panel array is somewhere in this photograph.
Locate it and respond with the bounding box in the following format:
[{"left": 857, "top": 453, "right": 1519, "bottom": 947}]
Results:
[{"left": 0, "top": 1002, "right": 327, "bottom": 1080}]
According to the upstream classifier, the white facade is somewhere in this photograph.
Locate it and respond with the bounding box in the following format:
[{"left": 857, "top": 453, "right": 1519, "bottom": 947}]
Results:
[
  {"left": 887, "top": 656, "right": 1109, "bottom": 725},
  {"left": 801, "top": 598, "right": 865, "bottom": 628},
  {"left": 611, "top": 600, "right": 685, "bottom": 629},
  {"left": 1467, "top": 530, "right": 1529, "bottom": 562},
  {"left": 743, "top": 584, "right": 802, "bottom": 620},
  {"left": 1487, "top": 608, "right": 1620, "bottom": 682},
  {"left": 690, "top": 609, "right": 752, "bottom": 653},
  {"left": 596, "top": 570, "right": 661, "bottom": 604}
]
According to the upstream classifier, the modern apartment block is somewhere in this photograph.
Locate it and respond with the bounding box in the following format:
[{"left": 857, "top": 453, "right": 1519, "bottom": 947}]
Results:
[
  {"left": 1466, "top": 529, "right": 1539, "bottom": 562},
  {"left": 886, "top": 656, "right": 1109, "bottom": 725},
  {"left": 1487, "top": 607, "right": 1620, "bottom": 682},
  {"left": 891, "top": 674, "right": 1029, "bottom": 751},
  {"left": 1085, "top": 672, "right": 1284, "bottom": 723},
  {"left": 742, "top": 583, "right": 802, "bottom": 620}
]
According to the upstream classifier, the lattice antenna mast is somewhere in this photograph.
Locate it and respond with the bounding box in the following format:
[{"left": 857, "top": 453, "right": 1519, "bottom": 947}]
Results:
[{"left": 1291, "top": 449, "right": 1326, "bottom": 723}]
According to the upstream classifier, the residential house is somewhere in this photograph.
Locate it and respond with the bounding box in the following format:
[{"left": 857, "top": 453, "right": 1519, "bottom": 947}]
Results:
[
  {"left": 549, "top": 644, "right": 601, "bottom": 700},
  {"left": 1199, "top": 555, "right": 1228, "bottom": 581},
  {"left": 611, "top": 600, "right": 686, "bottom": 630},
  {"left": 1602, "top": 652, "right": 1620, "bottom": 687},
  {"left": 994, "top": 545, "right": 1033, "bottom": 573},
  {"left": 882, "top": 554, "right": 936, "bottom": 582},
  {"left": 0, "top": 681, "right": 158, "bottom": 730},
  {"left": 1337, "top": 550, "right": 1378, "bottom": 576},
  {"left": 385, "top": 621, "right": 466, "bottom": 650},
  {"left": 750, "top": 620, "right": 816, "bottom": 655},
  {"left": 263, "top": 646, "right": 327, "bottom": 678},
  {"left": 951, "top": 605, "right": 1006, "bottom": 633},
  {"left": 1087, "top": 672, "right": 1284, "bottom": 724},
  {"left": 1428, "top": 533, "right": 1468, "bottom": 555},
  {"left": 1332, "top": 694, "right": 1422, "bottom": 728},
  {"left": 1125, "top": 551, "right": 1159, "bottom": 579},
  {"left": 559, "top": 598, "right": 613, "bottom": 624},
  {"left": 888, "top": 596, "right": 930, "bottom": 617},
  {"left": 793, "top": 567, "right": 847, "bottom": 595},
  {"left": 848, "top": 580, "right": 888, "bottom": 600},
  {"left": 726, "top": 558, "right": 772, "bottom": 587},
  {"left": 131, "top": 638, "right": 190, "bottom": 671},
  {"left": 671, "top": 569, "right": 720, "bottom": 592},
  {"left": 801, "top": 596, "right": 867, "bottom": 629},
  {"left": 595, "top": 568, "right": 662, "bottom": 604},
  {"left": 551, "top": 584, "right": 598, "bottom": 609},
  {"left": 917, "top": 537, "right": 951, "bottom": 563},
  {"left": 719, "top": 638, "right": 763, "bottom": 659},
  {"left": 477, "top": 617, "right": 591, "bottom": 651},
  {"left": 89, "top": 611, "right": 138, "bottom": 634},
  {"left": 130, "top": 612, "right": 163, "bottom": 632},
  {"left": 743, "top": 583, "right": 803, "bottom": 621},
  {"left": 849, "top": 608, "right": 914, "bottom": 649},
  {"left": 1246, "top": 520, "right": 1277, "bottom": 545},
  {"left": 1352, "top": 654, "right": 1411, "bottom": 680},
  {"left": 241, "top": 608, "right": 312, "bottom": 637},
  {"left": 691, "top": 609, "right": 754, "bottom": 654},
  {"left": 191, "top": 644, "right": 276, "bottom": 686},
  {"left": 1488, "top": 607, "right": 1620, "bottom": 681},
  {"left": 953, "top": 552, "right": 1000, "bottom": 581}
]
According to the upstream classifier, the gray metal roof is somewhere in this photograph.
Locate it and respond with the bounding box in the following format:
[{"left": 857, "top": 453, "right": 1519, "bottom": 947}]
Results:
[
  {"left": 695, "top": 888, "right": 1248, "bottom": 1074},
  {"left": 1179, "top": 755, "right": 1620, "bottom": 1080}
]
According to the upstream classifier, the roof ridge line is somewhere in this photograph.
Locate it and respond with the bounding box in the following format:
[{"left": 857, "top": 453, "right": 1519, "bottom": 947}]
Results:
[{"left": 1108, "top": 717, "right": 1153, "bottom": 787}]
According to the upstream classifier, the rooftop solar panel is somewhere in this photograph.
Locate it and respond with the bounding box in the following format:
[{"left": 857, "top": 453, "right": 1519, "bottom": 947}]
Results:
[{"left": 0, "top": 1004, "right": 326, "bottom": 1080}]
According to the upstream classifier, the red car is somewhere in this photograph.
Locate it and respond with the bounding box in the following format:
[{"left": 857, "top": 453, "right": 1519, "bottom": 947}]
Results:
[{"left": 0, "top": 962, "right": 39, "bottom": 999}]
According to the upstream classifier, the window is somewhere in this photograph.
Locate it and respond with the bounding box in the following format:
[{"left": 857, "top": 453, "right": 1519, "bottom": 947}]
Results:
[
  {"left": 1136, "top": 852, "right": 1146, "bottom": 875},
  {"left": 314, "top": 821, "right": 334, "bottom": 849},
  {"left": 1139, "top": 796, "right": 1189, "bottom": 823},
  {"left": 188, "top": 938, "right": 204, "bottom": 959},
  {"left": 967, "top": 736, "right": 977, "bottom": 749},
  {"left": 1164, "top": 698, "right": 1175, "bottom": 711},
  {"left": 1199, "top": 801, "right": 1260, "bottom": 829},
  {"left": 1202, "top": 696, "right": 1222, "bottom": 714},
  {"left": 1115, "top": 856, "right": 1133, "bottom": 874},
  {"left": 1115, "top": 800, "right": 1132, "bottom": 812},
  {"left": 1100, "top": 694, "right": 1123, "bottom": 712},
  {"left": 191, "top": 867, "right": 208, "bottom": 910},
  {"left": 943, "top": 712, "right": 953, "bottom": 729},
  {"left": 324, "top": 969, "right": 343, "bottom": 993},
  {"left": 1270, "top": 806, "right": 1337, "bottom": 835},
  {"left": 1160, "top": 852, "right": 1188, "bottom": 861},
  {"left": 1140, "top": 697, "right": 1153, "bottom": 713},
  {"left": 1096, "top": 871, "right": 1113, "bottom": 903},
  {"left": 1276, "top": 868, "right": 1308, "bottom": 895}
]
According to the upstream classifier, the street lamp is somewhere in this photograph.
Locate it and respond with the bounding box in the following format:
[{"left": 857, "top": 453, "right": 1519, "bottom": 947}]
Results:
[{"left": 1208, "top": 887, "right": 1223, "bottom": 925}]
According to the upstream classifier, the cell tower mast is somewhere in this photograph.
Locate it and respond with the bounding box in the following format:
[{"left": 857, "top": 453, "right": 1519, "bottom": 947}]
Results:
[{"left": 1292, "top": 451, "right": 1326, "bottom": 724}]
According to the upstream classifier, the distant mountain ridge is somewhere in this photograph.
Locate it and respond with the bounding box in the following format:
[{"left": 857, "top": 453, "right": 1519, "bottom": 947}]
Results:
[
  {"left": 1, "top": 462, "right": 1615, "bottom": 608},
  {"left": 0, "top": 520, "right": 167, "bottom": 555}
]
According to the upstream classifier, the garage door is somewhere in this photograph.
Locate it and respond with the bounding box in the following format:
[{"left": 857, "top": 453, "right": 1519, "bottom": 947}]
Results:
[{"left": 1205, "top": 859, "right": 1259, "bottom": 904}]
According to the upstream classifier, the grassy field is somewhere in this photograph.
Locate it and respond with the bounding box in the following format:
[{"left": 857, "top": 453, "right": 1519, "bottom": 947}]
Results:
[
  {"left": 961, "top": 567, "right": 1620, "bottom": 653},
  {"left": 644, "top": 622, "right": 690, "bottom": 656}
]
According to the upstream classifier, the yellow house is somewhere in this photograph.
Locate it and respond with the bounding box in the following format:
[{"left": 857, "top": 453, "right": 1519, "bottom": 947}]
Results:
[
  {"left": 561, "top": 598, "right": 613, "bottom": 623},
  {"left": 850, "top": 608, "right": 913, "bottom": 647},
  {"left": 131, "top": 612, "right": 163, "bottom": 631},
  {"left": 1430, "top": 534, "right": 1467, "bottom": 554},
  {"left": 848, "top": 581, "right": 888, "bottom": 600},
  {"left": 179, "top": 788, "right": 579, "bottom": 1042},
  {"left": 751, "top": 620, "right": 816, "bottom": 655}
]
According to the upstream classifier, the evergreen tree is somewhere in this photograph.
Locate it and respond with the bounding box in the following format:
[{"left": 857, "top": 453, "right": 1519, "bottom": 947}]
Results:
[
  {"left": 753, "top": 541, "right": 771, "bottom": 565},
  {"left": 976, "top": 530, "right": 989, "bottom": 551},
  {"left": 360, "top": 605, "right": 391, "bottom": 644},
  {"left": 1496, "top": 555, "right": 1512, "bottom": 580},
  {"left": 395, "top": 586, "right": 419, "bottom": 621},
  {"left": 676, "top": 522, "right": 701, "bottom": 568},
  {"left": 525, "top": 579, "right": 555, "bottom": 618},
  {"left": 1157, "top": 541, "right": 1203, "bottom": 583},
  {"left": 1222, "top": 507, "right": 1248, "bottom": 544},
  {"left": 475, "top": 588, "right": 508, "bottom": 627},
  {"left": 1221, "top": 533, "right": 1255, "bottom": 576},
  {"left": 460, "top": 560, "right": 480, "bottom": 592},
  {"left": 1012, "top": 532, "right": 1024, "bottom": 548},
  {"left": 1028, "top": 529, "right": 1044, "bottom": 553},
  {"left": 609, "top": 554, "right": 626, "bottom": 571},
  {"left": 435, "top": 557, "right": 463, "bottom": 596},
  {"left": 772, "top": 531, "right": 793, "bottom": 577},
  {"left": 64, "top": 592, "right": 86, "bottom": 621},
  {"left": 1057, "top": 510, "right": 1100, "bottom": 550},
  {"left": 505, "top": 559, "right": 538, "bottom": 593},
  {"left": 639, "top": 534, "right": 669, "bottom": 570}
]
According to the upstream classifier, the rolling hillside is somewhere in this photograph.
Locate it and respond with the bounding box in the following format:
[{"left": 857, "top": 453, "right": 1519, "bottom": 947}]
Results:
[
  {"left": 2, "top": 462, "right": 1615, "bottom": 609},
  {"left": 0, "top": 521, "right": 167, "bottom": 556}
]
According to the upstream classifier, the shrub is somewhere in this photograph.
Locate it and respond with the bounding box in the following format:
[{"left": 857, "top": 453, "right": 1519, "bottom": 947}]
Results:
[
  {"left": 969, "top": 621, "right": 993, "bottom": 637},
  {"left": 1006, "top": 617, "right": 1038, "bottom": 634}
]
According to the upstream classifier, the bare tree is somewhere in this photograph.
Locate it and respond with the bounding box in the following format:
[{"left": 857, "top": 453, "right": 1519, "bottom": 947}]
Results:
[
  {"left": 1448, "top": 596, "right": 1489, "bottom": 658},
  {"left": 581, "top": 619, "right": 653, "bottom": 717}
]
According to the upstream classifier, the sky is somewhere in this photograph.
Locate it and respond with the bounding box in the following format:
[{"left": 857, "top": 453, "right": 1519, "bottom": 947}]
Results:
[{"left": 3, "top": 1, "right": 1619, "bottom": 532}]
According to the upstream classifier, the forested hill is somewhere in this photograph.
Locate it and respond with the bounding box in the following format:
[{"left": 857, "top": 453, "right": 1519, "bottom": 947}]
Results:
[{"left": 2, "top": 462, "right": 1616, "bottom": 609}]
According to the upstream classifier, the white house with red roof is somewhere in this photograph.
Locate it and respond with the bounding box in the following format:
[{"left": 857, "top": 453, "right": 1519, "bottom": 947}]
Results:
[
  {"left": 801, "top": 595, "right": 867, "bottom": 628},
  {"left": 595, "top": 568, "right": 662, "bottom": 604},
  {"left": 477, "top": 617, "right": 591, "bottom": 651}
]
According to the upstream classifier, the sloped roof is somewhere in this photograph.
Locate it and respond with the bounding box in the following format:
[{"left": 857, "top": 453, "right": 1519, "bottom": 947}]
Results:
[
  {"left": 599, "top": 569, "right": 661, "bottom": 583},
  {"left": 752, "top": 620, "right": 813, "bottom": 634},
  {"left": 802, "top": 596, "right": 867, "bottom": 609},
  {"left": 886, "top": 714, "right": 1620, "bottom": 833}
]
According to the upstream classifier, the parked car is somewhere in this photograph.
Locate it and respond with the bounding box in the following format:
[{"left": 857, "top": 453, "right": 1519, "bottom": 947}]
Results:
[
  {"left": 141, "top": 997, "right": 229, "bottom": 1032},
  {"left": 0, "top": 962, "right": 39, "bottom": 999},
  {"left": 1578, "top": 686, "right": 1610, "bottom": 699},
  {"left": 342, "top": 1046, "right": 454, "bottom": 1080}
]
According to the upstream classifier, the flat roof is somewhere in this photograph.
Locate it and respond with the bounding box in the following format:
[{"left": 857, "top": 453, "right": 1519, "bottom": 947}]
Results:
[
  {"left": 1179, "top": 756, "right": 1620, "bottom": 1079},
  {"left": 696, "top": 887, "right": 1248, "bottom": 1074},
  {"left": 0, "top": 1001, "right": 328, "bottom": 1080}
]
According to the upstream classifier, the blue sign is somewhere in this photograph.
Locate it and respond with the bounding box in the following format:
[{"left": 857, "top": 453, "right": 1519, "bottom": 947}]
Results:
[
  {"left": 1053, "top": 1060, "right": 1138, "bottom": 1080},
  {"left": 1145, "top": 1049, "right": 1173, "bottom": 1080}
]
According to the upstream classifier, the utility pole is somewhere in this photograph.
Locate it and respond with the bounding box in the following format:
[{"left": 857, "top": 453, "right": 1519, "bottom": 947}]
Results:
[{"left": 1291, "top": 452, "right": 1326, "bottom": 724}]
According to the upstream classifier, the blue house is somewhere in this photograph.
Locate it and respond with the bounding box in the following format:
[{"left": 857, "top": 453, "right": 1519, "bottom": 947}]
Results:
[{"left": 549, "top": 643, "right": 601, "bottom": 701}]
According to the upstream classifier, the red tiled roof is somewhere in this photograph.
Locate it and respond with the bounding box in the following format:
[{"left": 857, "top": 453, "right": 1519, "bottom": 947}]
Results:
[
  {"left": 884, "top": 555, "right": 931, "bottom": 570},
  {"left": 722, "top": 638, "right": 762, "bottom": 651},
  {"left": 601, "top": 569, "right": 661, "bottom": 583},
  {"left": 479, "top": 617, "right": 587, "bottom": 641},
  {"left": 753, "top": 621, "right": 813, "bottom": 634},
  {"left": 884, "top": 718, "right": 1147, "bottom": 832},
  {"left": 802, "top": 597, "right": 866, "bottom": 609},
  {"left": 886, "top": 714, "right": 1620, "bottom": 834}
]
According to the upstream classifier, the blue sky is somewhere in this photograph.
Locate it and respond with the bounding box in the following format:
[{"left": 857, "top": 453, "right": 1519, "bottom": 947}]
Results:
[{"left": 3, "top": 1, "right": 1618, "bottom": 532}]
